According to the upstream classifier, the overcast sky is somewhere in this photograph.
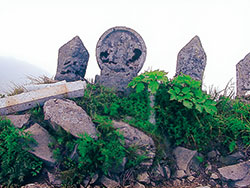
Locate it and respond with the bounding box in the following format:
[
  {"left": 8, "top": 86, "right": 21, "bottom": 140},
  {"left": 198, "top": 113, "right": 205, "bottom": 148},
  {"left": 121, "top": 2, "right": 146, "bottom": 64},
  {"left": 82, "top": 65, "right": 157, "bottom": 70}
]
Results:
[{"left": 0, "top": 0, "right": 250, "bottom": 91}]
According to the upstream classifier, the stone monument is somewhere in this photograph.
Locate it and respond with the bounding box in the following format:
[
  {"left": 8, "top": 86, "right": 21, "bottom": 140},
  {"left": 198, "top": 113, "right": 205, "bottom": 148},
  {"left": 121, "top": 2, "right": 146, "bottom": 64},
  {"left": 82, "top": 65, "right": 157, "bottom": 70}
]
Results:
[
  {"left": 55, "top": 36, "right": 89, "bottom": 82},
  {"left": 175, "top": 36, "right": 207, "bottom": 82},
  {"left": 236, "top": 53, "right": 250, "bottom": 97},
  {"left": 95, "top": 26, "right": 147, "bottom": 94}
]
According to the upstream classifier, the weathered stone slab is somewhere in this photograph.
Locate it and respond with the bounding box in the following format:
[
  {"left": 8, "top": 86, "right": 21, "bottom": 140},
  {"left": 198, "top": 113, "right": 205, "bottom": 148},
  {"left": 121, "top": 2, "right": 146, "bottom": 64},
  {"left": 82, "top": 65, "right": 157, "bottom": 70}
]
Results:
[
  {"left": 236, "top": 53, "right": 250, "bottom": 97},
  {"left": 96, "top": 26, "right": 147, "bottom": 93},
  {"left": 113, "top": 121, "right": 155, "bottom": 170},
  {"left": 4, "top": 114, "right": 31, "bottom": 128},
  {"left": 0, "top": 80, "right": 86, "bottom": 115},
  {"left": 44, "top": 98, "right": 97, "bottom": 139},
  {"left": 24, "top": 80, "right": 66, "bottom": 92},
  {"left": 175, "top": 36, "right": 207, "bottom": 81},
  {"left": 55, "top": 36, "right": 89, "bottom": 82},
  {"left": 25, "top": 123, "right": 55, "bottom": 165},
  {"left": 218, "top": 160, "right": 250, "bottom": 187}
]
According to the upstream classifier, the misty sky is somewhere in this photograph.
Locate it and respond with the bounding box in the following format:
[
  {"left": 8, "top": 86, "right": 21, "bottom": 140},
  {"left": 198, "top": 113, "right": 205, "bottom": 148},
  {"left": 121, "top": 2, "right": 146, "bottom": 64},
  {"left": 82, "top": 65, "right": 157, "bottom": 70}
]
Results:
[{"left": 0, "top": 0, "right": 250, "bottom": 91}]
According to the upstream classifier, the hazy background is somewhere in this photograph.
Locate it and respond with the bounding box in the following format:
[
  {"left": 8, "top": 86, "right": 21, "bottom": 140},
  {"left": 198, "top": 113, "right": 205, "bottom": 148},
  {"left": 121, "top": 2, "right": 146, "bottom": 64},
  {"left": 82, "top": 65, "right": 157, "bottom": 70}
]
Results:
[{"left": 0, "top": 0, "right": 250, "bottom": 94}]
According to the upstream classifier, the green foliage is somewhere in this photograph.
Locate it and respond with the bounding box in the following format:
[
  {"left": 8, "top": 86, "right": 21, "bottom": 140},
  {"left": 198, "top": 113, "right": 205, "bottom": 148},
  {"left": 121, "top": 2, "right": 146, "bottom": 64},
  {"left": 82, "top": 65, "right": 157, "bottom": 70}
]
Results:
[
  {"left": 128, "top": 70, "right": 168, "bottom": 94},
  {"left": 168, "top": 74, "right": 217, "bottom": 115},
  {"left": 0, "top": 118, "right": 43, "bottom": 186}
]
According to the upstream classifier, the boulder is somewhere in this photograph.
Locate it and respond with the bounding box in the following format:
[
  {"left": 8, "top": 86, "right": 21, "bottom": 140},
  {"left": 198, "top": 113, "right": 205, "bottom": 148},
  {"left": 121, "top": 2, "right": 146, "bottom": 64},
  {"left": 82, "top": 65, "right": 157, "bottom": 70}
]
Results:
[
  {"left": 218, "top": 160, "right": 250, "bottom": 187},
  {"left": 175, "top": 35, "right": 207, "bottom": 81},
  {"left": 55, "top": 36, "right": 89, "bottom": 82},
  {"left": 96, "top": 26, "right": 147, "bottom": 94},
  {"left": 113, "top": 121, "right": 156, "bottom": 170},
  {"left": 5, "top": 113, "right": 31, "bottom": 128},
  {"left": 44, "top": 98, "right": 97, "bottom": 139},
  {"left": 24, "top": 123, "right": 55, "bottom": 165},
  {"left": 137, "top": 172, "right": 150, "bottom": 184}
]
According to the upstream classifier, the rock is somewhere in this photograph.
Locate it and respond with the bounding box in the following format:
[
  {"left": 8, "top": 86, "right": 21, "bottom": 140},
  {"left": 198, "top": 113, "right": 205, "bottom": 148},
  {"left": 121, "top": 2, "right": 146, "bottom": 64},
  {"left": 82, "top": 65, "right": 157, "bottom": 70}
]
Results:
[
  {"left": 150, "top": 163, "right": 171, "bottom": 181},
  {"left": 137, "top": 172, "right": 150, "bottom": 184},
  {"left": 220, "top": 151, "right": 245, "bottom": 165},
  {"left": 95, "top": 26, "right": 147, "bottom": 94},
  {"left": 100, "top": 175, "right": 120, "bottom": 188},
  {"left": 207, "top": 150, "right": 217, "bottom": 159},
  {"left": 133, "top": 182, "right": 146, "bottom": 188},
  {"left": 110, "top": 157, "right": 127, "bottom": 174},
  {"left": 175, "top": 169, "right": 187, "bottom": 179},
  {"left": 175, "top": 35, "right": 207, "bottom": 81},
  {"left": 44, "top": 98, "right": 97, "bottom": 139},
  {"left": 236, "top": 53, "right": 250, "bottom": 97},
  {"left": 187, "top": 175, "right": 195, "bottom": 182},
  {"left": 218, "top": 160, "right": 250, "bottom": 187},
  {"left": 172, "top": 179, "right": 181, "bottom": 186},
  {"left": 113, "top": 121, "right": 156, "bottom": 170},
  {"left": 4, "top": 113, "right": 30, "bottom": 128},
  {"left": 0, "top": 80, "right": 86, "bottom": 115},
  {"left": 196, "top": 186, "right": 210, "bottom": 188},
  {"left": 173, "top": 146, "right": 199, "bottom": 175},
  {"left": 55, "top": 36, "right": 89, "bottom": 82},
  {"left": 210, "top": 173, "right": 219, "bottom": 180},
  {"left": 24, "top": 123, "right": 55, "bottom": 165},
  {"left": 47, "top": 171, "right": 62, "bottom": 186}
]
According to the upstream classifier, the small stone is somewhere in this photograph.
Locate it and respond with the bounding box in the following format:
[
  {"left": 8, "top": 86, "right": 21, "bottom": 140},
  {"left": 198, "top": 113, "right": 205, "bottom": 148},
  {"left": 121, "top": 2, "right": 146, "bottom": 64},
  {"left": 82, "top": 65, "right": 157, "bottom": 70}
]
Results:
[
  {"left": 5, "top": 114, "right": 30, "bottom": 128},
  {"left": 175, "top": 170, "right": 187, "bottom": 179},
  {"left": 210, "top": 173, "right": 219, "bottom": 180},
  {"left": 196, "top": 186, "right": 211, "bottom": 188},
  {"left": 173, "top": 146, "right": 198, "bottom": 175},
  {"left": 100, "top": 175, "right": 120, "bottom": 188},
  {"left": 187, "top": 175, "right": 195, "bottom": 182},
  {"left": 44, "top": 98, "right": 97, "bottom": 139},
  {"left": 172, "top": 179, "right": 181, "bottom": 186},
  {"left": 90, "top": 173, "right": 99, "bottom": 184},
  {"left": 207, "top": 150, "right": 217, "bottom": 159},
  {"left": 220, "top": 151, "right": 245, "bottom": 165},
  {"left": 24, "top": 123, "right": 55, "bottom": 165},
  {"left": 163, "top": 165, "right": 171, "bottom": 179},
  {"left": 47, "top": 171, "right": 62, "bottom": 186},
  {"left": 137, "top": 172, "right": 150, "bottom": 184},
  {"left": 55, "top": 36, "right": 89, "bottom": 82}
]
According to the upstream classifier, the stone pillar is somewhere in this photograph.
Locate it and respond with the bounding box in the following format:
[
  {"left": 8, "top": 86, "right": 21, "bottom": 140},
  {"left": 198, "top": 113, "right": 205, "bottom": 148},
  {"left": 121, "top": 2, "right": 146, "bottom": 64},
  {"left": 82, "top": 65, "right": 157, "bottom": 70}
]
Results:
[
  {"left": 236, "top": 53, "right": 250, "bottom": 97},
  {"left": 175, "top": 36, "right": 207, "bottom": 82},
  {"left": 55, "top": 36, "right": 89, "bottom": 82},
  {"left": 95, "top": 26, "right": 147, "bottom": 94}
]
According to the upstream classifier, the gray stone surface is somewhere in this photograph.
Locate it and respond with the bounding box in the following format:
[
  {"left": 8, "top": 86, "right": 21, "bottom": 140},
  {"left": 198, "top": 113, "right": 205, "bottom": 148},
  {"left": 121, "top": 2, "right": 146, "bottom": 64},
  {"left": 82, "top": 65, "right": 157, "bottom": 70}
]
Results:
[
  {"left": 100, "top": 175, "right": 120, "bottom": 188},
  {"left": 0, "top": 80, "right": 86, "bottom": 115},
  {"left": 44, "top": 98, "right": 97, "bottom": 139},
  {"left": 113, "top": 121, "right": 155, "bottom": 170},
  {"left": 24, "top": 123, "right": 55, "bottom": 165},
  {"left": 137, "top": 172, "right": 150, "bottom": 184},
  {"left": 173, "top": 146, "right": 199, "bottom": 175},
  {"left": 175, "top": 36, "right": 207, "bottom": 81},
  {"left": 218, "top": 160, "right": 250, "bottom": 187},
  {"left": 55, "top": 36, "right": 89, "bottom": 82},
  {"left": 236, "top": 53, "right": 250, "bottom": 97},
  {"left": 96, "top": 26, "right": 147, "bottom": 93},
  {"left": 220, "top": 151, "right": 245, "bottom": 165},
  {"left": 150, "top": 163, "right": 171, "bottom": 181},
  {"left": 4, "top": 114, "right": 30, "bottom": 128},
  {"left": 23, "top": 81, "right": 66, "bottom": 92}
]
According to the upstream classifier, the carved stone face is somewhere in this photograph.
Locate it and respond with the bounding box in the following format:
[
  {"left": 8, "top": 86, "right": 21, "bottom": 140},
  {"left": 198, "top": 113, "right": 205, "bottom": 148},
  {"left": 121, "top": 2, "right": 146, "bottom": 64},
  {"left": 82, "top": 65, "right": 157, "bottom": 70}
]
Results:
[{"left": 96, "top": 27, "right": 147, "bottom": 76}]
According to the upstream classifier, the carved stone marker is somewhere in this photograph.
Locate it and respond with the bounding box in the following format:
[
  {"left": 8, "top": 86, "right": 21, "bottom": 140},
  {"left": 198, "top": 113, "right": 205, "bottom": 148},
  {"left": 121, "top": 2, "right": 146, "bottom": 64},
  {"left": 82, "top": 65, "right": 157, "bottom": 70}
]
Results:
[
  {"left": 95, "top": 26, "right": 147, "bottom": 93},
  {"left": 236, "top": 53, "right": 250, "bottom": 97},
  {"left": 55, "top": 36, "right": 89, "bottom": 82},
  {"left": 176, "top": 36, "right": 207, "bottom": 82}
]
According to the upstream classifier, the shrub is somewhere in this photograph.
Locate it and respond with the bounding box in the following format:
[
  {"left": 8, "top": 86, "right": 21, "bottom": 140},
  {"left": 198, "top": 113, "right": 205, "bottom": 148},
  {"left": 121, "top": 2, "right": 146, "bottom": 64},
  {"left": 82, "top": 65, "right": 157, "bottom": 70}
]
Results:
[{"left": 0, "top": 118, "right": 43, "bottom": 186}]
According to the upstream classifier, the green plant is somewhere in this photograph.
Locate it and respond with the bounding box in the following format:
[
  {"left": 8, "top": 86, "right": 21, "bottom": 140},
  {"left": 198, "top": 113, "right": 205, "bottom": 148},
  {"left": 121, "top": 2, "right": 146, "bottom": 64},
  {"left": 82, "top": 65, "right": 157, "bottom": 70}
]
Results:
[
  {"left": 128, "top": 70, "right": 168, "bottom": 94},
  {"left": 168, "top": 74, "right": 217, "bottom": 115},
  {"left": 0, "top": 118, "right": 43, "bottom": 186}
]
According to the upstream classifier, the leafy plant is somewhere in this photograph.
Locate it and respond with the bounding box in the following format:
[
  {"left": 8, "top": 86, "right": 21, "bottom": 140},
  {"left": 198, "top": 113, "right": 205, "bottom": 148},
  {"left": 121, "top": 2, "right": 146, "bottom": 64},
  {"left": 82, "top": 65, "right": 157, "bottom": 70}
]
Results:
[
  {"left": 128, "top": 70, "right": 168, "bottom": 94},
  {"left": 168, "top": 74, "right": 217, "bottom": 115},
  {"left": 0, "top": 118, "right": 43, "bottom": 186}
]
